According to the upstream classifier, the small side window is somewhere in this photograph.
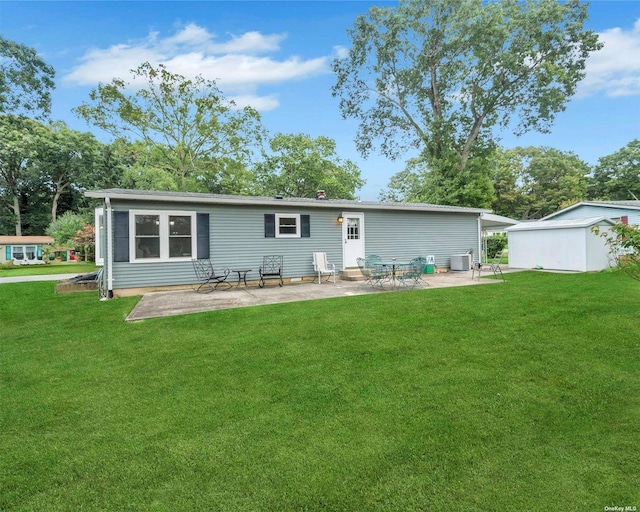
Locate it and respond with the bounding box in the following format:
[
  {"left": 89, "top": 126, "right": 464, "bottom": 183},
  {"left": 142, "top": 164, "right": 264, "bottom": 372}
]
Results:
[{"left": 275, "top": 214, "right": 300, "bottom": 238}]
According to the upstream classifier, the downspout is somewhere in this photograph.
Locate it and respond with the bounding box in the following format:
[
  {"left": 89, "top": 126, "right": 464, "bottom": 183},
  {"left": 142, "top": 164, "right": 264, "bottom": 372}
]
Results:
[
  {"left": 477, "top": 215, "right": 483, "bottom": 263},
  {"left": 104, "top": 196, "right": 114, "bottom": 299}
]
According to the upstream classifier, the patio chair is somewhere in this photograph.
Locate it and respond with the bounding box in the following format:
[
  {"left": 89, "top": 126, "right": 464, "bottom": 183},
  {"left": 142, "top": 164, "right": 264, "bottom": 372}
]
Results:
[
  {"left": 356, "top": 256, "right": 388, "bottom": 287},
  {"left": 399, "top": 256, "right": 429, "bottom": 289},
  {"left": 192, "top": 258, "right": 231, "bottom": 293},
  {"left": 472, "top": 250, "right": 505, "bottom": 282},
  {"left": 312, "top": 252, "right": 336, "bottom": 284},
  {"left": 259, "top": 255, "right": 284, "bottom": 288}
]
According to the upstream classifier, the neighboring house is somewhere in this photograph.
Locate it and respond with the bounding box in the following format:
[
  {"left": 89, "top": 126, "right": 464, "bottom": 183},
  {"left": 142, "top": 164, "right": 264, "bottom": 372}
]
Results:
[
  {"left": 542, "top": 201, "right": 640, "bottom": 225},
  {"left": 86, "top": 188, "right": 488, "bottom": 298},
  {"left": 0, "top": 236, "right": 54, "bottom": 265},
  {"left": 506, "top": 217, "right": 615, "bottom": 272}
]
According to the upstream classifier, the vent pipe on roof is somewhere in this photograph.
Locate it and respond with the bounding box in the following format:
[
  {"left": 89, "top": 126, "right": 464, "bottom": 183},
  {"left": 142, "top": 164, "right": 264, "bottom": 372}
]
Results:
[{"left": 316, "top": 190, "right": 327, "bottom": 200}]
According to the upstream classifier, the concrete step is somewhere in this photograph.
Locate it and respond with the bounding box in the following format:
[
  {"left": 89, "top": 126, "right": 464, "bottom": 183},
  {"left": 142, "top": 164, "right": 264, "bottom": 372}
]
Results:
[{"left": 340, "top": 268, "right": 365, "bottom": 281}]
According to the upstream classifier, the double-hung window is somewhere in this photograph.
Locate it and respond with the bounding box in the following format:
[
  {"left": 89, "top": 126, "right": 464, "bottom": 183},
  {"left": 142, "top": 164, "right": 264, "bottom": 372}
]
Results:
[
  {"left": 11, "top": 246, "right": 24, "bottom": 260},
  {"left": 130, "top": 210, "right": 196, "bottom": 262},
  {"left": 275, "top": 213, "right": 300, "bottom": 238}
]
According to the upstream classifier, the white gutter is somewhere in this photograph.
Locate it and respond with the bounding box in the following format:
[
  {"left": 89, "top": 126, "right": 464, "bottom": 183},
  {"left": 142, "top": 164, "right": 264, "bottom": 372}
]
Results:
[
  {"left": 477, "top": 215, "right": 483, "bottom": 263},
  {"left": 105, "top": 196, "right": 113, "bottom": 298}
]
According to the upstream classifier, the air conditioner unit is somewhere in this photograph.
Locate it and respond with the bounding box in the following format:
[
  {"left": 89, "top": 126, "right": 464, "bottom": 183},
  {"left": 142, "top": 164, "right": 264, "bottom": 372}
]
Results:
[{"left": 450, "top": 253, "right": 471, "bottom": 271}]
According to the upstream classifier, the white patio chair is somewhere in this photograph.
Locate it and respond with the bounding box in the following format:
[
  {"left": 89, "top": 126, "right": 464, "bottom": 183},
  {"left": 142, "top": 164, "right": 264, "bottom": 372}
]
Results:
[
  {"left": 472, "top": 250, "right": 505, "bottom": 282},
  {"left": 312, "top": 252, "right": 336, "bottom": 284}
]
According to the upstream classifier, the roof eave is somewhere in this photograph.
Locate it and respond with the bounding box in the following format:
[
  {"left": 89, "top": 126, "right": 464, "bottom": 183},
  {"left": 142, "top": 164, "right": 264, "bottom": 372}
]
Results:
[
  {"left": 543, "top": 201, "right": 640, "bottom": 220},
  {"left": 85, "top": 189, "right": 488, "bottom": 215}
]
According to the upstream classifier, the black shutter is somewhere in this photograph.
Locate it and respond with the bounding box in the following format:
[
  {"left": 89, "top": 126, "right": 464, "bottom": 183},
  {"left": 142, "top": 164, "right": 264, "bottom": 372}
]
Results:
[
  {"left": 113, "top": 211, "right": 129, "bottom": 262},
  {"left": 301, "top": 215, "right": 310, "bottom": 238},
  {"left": 197, "top": 213, "right": 210, "bottom": 259},
  {"left": 264, "top": 214, "right": 275, "bottom": 237}
]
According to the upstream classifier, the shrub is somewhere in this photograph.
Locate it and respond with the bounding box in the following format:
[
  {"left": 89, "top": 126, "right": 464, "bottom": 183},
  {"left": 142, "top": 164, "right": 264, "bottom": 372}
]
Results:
[
  {"left": 593, "top": 222, "right": 640, "bottom": 283},
  {"left": 486, "top": 234, "right": 508, "bottom": 259}
]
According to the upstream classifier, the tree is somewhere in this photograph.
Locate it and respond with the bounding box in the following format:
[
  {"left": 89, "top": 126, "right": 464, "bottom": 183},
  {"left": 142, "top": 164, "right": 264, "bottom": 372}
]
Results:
[
  {"left": 0, "top": 36, "right": 55, "bottom": 119},
  {"left": 590, "top": 140, "right": 640, "bottom": 201},
  {"left": 254, "top": 133, "right": 365, "bottom": 199},
  {"left": 0, "top": 114, "right": 43, "bottom": 235},
  {"left": 33, "top": 121, "right": 102, "bottom": 222},
  {"left": 74, "top": 62, "right": 264, "bottom": 193},
  {"left": 490, "top": 146, "right": 590, "bottom": 219},
  {"left": 333, "top": 0, "right": 601, "bottom": 204},
  {"left": 45, "top": 211, "right": 86, "bottom": 248},
  {"left": 71, "top": 223, "right": 95, "bottom": 262},
  {"left": 380, "top": 150, "right": 495, "bottom": 207}
]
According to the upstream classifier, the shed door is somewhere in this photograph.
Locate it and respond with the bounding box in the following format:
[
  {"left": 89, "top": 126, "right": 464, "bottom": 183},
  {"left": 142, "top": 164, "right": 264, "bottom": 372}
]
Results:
[{"left": 342, "top": 213, "right": 365, "bottom": 268}]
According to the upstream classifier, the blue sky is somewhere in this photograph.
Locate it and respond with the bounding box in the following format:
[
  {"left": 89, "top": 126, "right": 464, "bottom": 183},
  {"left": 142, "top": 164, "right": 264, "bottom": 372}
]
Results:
[{"left": 1, "top": 1, "right": 639, "bottom": 200}]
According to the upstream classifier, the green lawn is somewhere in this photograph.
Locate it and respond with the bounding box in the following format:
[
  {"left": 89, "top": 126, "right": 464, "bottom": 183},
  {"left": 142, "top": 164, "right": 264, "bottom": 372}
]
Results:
[
  {"left": 0, "top": 262, "right": 97, "bottom": 277},
  {"left": 1, "top": 272, "right": 638, "bottom": 511}
]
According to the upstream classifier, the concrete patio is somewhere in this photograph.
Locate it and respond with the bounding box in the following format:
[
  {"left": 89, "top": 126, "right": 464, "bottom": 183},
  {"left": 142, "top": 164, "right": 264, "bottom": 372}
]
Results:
[{"left": 125, "top": 269, "right": 511, "bottom": 322}]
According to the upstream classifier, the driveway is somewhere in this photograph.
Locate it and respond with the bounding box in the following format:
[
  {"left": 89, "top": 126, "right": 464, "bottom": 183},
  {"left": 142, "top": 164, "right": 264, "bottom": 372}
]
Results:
[{"left": 0, "top": 273, "right": 80, "bottom": 284}]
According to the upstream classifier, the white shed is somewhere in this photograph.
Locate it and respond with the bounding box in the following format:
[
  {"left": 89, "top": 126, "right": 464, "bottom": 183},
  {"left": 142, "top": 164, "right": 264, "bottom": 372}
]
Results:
[{"left": 506, "top": 217, "right": 615, "bottom": 271}]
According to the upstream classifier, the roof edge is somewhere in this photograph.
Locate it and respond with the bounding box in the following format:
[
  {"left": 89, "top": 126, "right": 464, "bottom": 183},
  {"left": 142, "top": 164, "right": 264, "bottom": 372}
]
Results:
[
  {"left": 85, "top": 188, "right": 489, "bottom": 215},
  {"left": 506, "top": 216, "right": 615, "bottom": 232},
  {"left": 543, "top": 201, "right": 640, "bottom": 220}
]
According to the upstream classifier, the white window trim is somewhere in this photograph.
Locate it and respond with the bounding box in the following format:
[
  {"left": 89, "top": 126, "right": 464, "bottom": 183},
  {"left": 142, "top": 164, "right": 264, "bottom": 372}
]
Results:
[
  {"left": 95, "top": 207, "right": 104, "bottom": 266},
  {"left": 275, "top": 213, "right": 301, "bottom": 238},
  {"left": 129, "top": 209, "right": 197, "bottom": 263}
]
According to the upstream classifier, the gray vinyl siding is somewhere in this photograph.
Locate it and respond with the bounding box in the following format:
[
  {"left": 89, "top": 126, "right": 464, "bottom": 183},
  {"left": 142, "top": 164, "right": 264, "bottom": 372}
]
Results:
[
  {"left": 110, "top": 200, "right": 345, "bottom": 289},
  {"left": 209, "top": 205, "right": 343, "bottom": 279},
  {"left": 552, "top": 205, "right": 640, "bottom": 225},
  {"left": 108, "top": 199, "right": 480, "bottom": 289},
  {"left": 363, "top": 210, "right": 479, "bottom": 268}
]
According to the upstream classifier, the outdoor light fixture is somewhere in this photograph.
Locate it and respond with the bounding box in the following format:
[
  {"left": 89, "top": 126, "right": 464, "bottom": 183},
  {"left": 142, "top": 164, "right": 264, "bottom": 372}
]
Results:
[{"left": 337, "top": 214, "right": 344, "bottom": 224}]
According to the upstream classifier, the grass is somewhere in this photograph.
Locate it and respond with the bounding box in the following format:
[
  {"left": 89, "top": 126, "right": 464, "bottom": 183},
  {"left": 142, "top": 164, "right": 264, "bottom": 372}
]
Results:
[
  {"left": 0, "top": 262, "right": 97, "bottom": 277},
  {"left": 1, "top": 271, "right": 639, "bottom": 511}
]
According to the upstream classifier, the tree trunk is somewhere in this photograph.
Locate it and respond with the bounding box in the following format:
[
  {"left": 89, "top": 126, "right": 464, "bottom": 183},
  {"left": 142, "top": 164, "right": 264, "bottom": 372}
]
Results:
[
  {"left": 51, "top": 189, "right": 61, "bottom": 222},
  {"left": 51, "top": 178, "right": 68, "bottom": 222},
  {"left": 12, "top": 195, "right": 22, "bottom": 236}
]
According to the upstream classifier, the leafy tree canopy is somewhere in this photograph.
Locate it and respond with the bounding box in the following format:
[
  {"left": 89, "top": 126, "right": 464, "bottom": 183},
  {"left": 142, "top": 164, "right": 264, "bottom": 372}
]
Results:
[
  {"left": 590, "top": 139, "right": 640, "bottom": 201},
  {"left": 334, "top": 0, "right": 601, "bottom": 204},
  {"left": 74, "top": 62, "right": 265, "bottom": 193},
  {"left": 32, "top": 121, "right": 102, "bottom": 221},
  {"left": 254, "top": 133, "right": 365, "bottom": 199},
  {"left": 0, "top": 114, "right": 45, "bottom": 235},
  {"left": 380, "top": 149, "right": 495, "bottom": 207},
  {"left": 45, "top": 211, "right": 88, "bottom": 248},
  {"left": 490, "top": 146, "right": 590, "bottom": 219},
  {"left": 0, "top": 35, "right": 55, "bottom": 119}
]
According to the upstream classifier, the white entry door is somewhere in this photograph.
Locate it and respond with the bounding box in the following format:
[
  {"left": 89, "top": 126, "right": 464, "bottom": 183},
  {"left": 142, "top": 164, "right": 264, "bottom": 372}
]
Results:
[{"left": 342, "top": 212, "right": 365, "bottom": 268}]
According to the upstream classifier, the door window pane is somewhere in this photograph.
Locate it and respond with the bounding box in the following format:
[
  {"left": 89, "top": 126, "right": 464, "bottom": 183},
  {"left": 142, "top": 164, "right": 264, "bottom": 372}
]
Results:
[{"left": 347, "top": 218, "right": 360, "bottom": 240}]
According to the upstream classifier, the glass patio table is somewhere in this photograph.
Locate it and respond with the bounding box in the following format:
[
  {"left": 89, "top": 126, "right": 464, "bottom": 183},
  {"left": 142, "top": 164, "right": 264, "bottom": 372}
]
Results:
[{"left": 379, "top": 260, "right": 411, "bottom": 289}]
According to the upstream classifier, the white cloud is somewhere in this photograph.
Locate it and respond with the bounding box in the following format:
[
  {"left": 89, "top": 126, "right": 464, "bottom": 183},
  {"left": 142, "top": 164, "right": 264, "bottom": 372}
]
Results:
[
  {"left": 333, "top": 45, "right": 349, "bottom": 60},
  {"left": 579, "top": 19, "right": 640, "bottom": 98},
  {"left": 227, "top": 94, "right": 280, "bottom": 111},
  {"left": 63, "top": 23, "right": 329, "bottom": 111}
]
